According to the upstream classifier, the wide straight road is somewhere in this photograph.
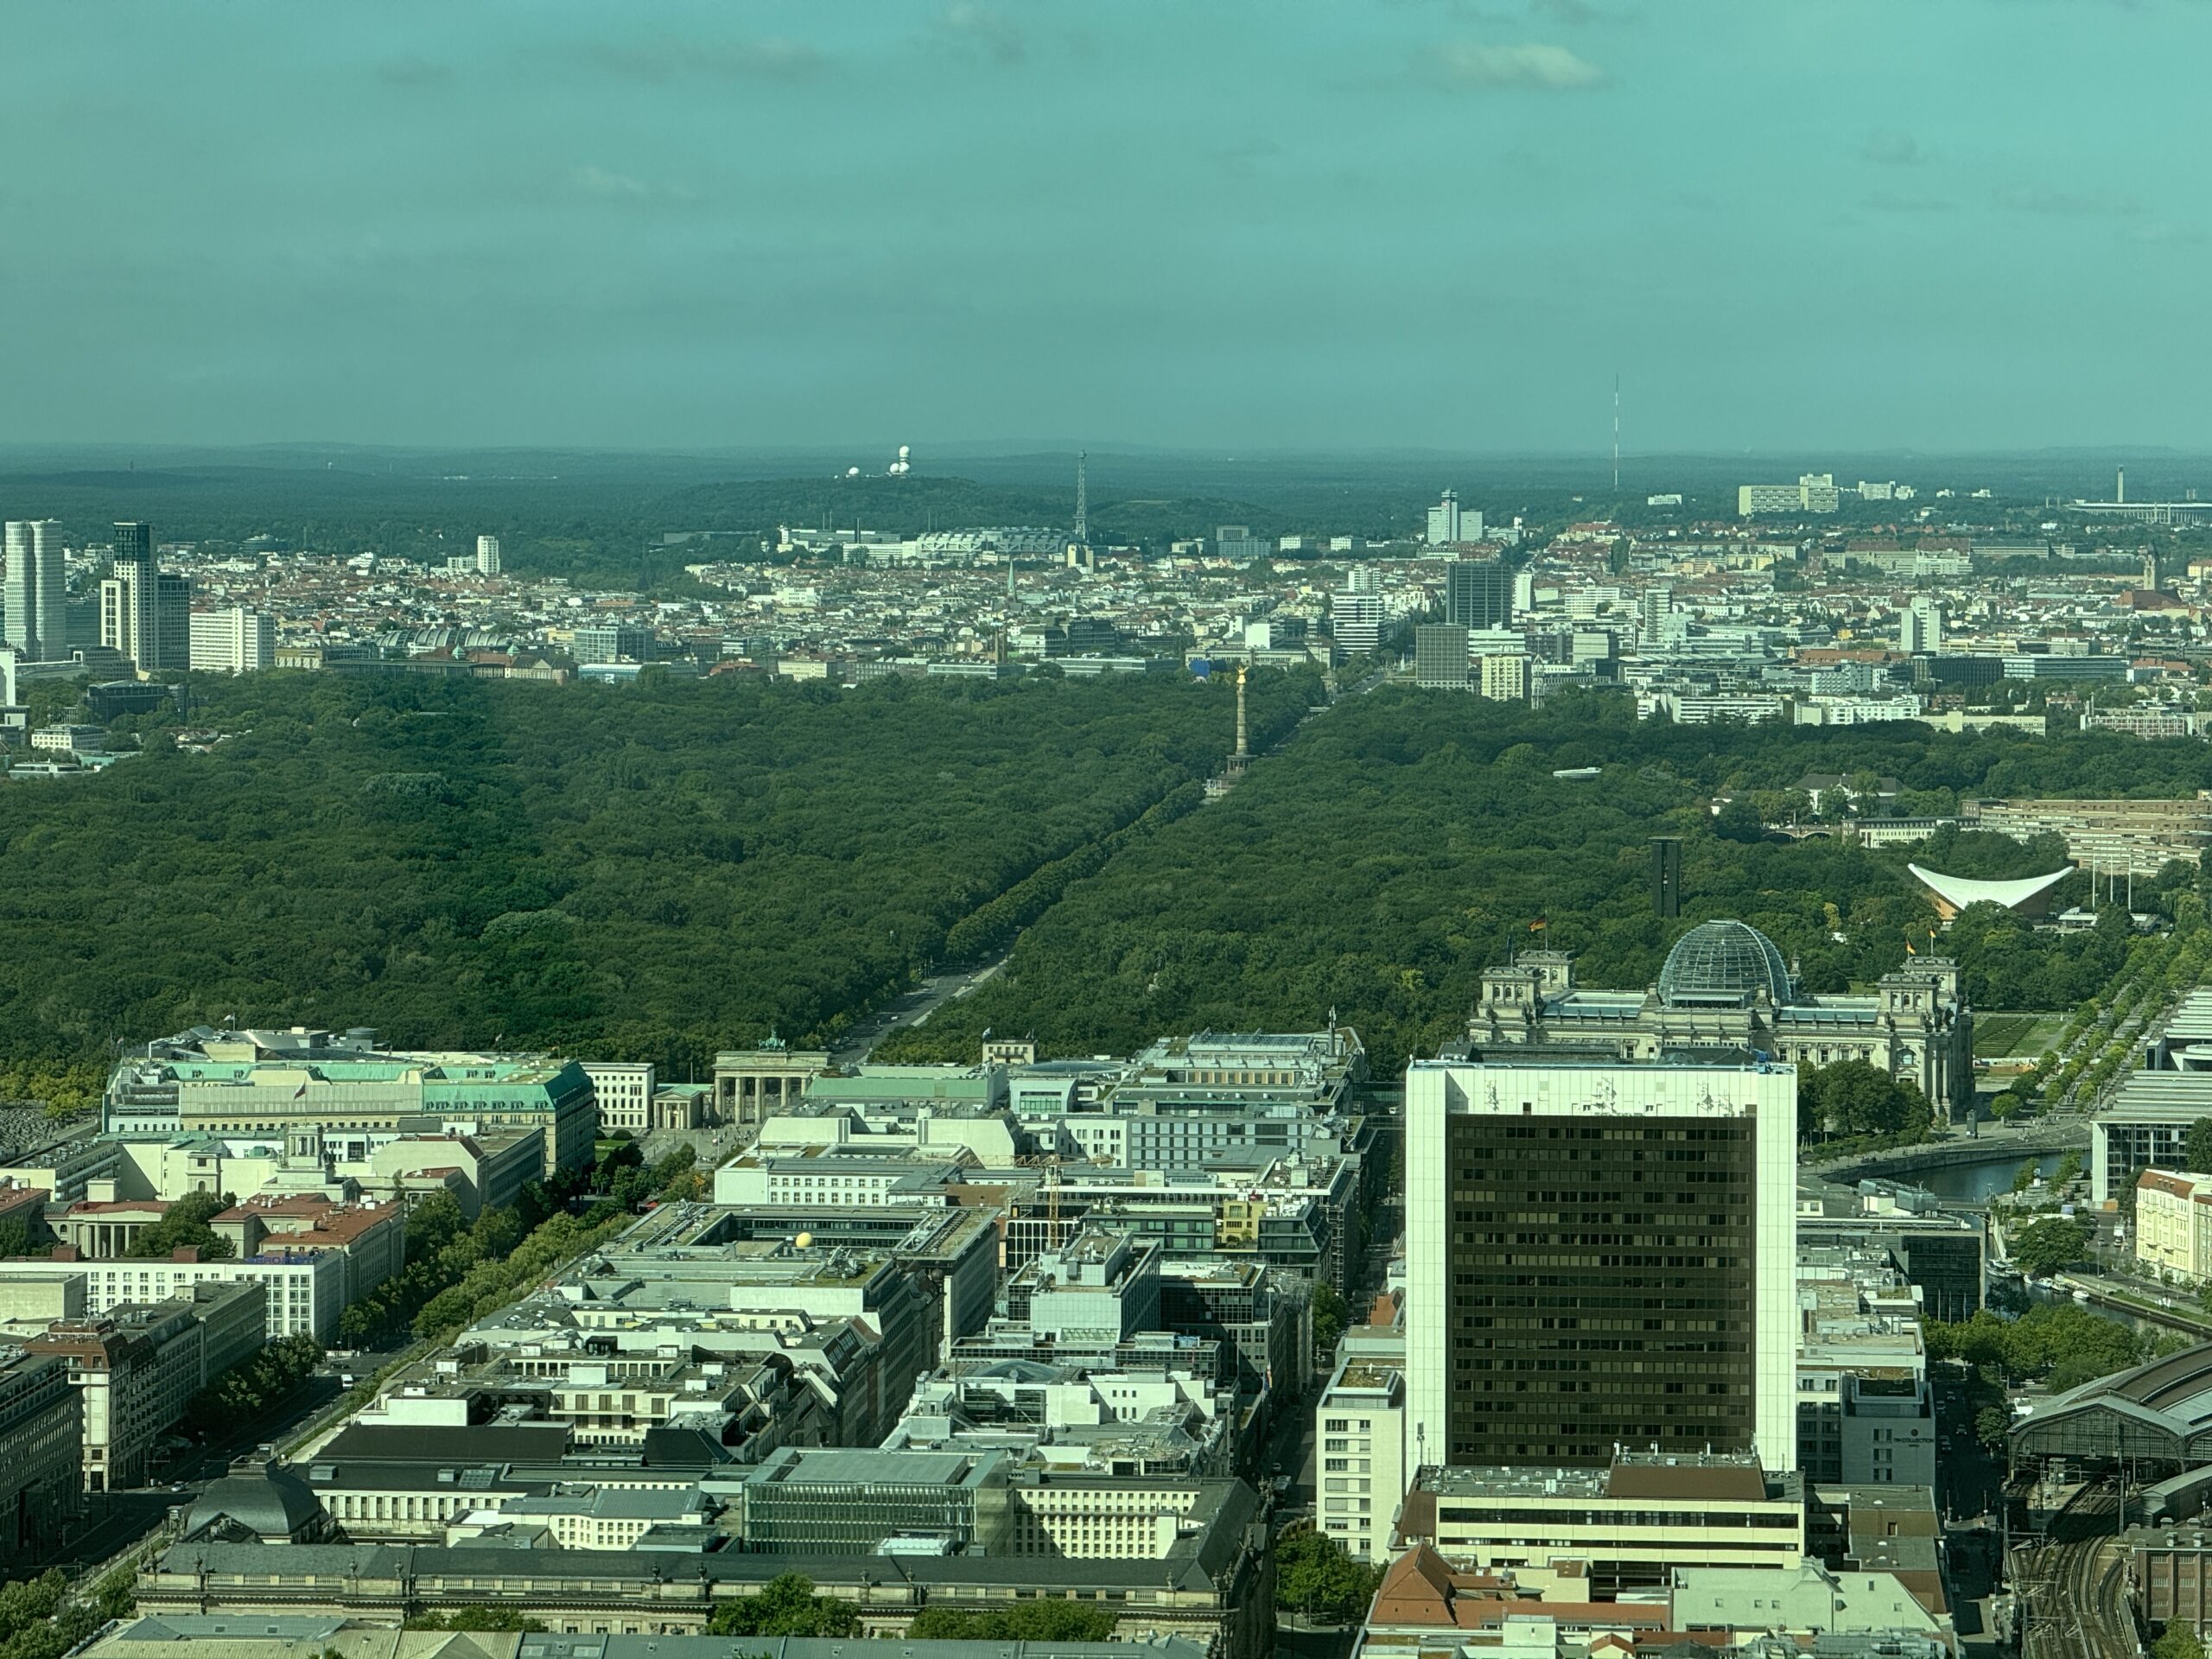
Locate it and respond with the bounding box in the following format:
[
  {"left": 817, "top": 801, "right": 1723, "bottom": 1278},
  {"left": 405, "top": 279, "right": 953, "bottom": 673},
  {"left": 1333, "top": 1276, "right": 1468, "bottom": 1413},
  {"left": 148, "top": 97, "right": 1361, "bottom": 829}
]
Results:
[{"left": 831, "top": 953, "right": 1010, "bottom": 1065}]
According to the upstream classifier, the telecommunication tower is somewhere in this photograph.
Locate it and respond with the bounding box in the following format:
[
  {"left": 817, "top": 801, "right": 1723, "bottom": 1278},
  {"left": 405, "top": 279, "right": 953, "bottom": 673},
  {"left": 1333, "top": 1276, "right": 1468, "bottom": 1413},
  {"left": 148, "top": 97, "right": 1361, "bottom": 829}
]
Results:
[{"left": 1074, "top": 450, "right": 1089, "bottom": 547}]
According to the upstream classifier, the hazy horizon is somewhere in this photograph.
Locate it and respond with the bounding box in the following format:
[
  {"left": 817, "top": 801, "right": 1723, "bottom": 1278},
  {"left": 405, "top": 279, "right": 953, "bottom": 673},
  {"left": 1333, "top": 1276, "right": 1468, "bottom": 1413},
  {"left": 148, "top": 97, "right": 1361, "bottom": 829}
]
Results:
[{"left": 7, "top": 0, "right": 2208, "bottom": 454}]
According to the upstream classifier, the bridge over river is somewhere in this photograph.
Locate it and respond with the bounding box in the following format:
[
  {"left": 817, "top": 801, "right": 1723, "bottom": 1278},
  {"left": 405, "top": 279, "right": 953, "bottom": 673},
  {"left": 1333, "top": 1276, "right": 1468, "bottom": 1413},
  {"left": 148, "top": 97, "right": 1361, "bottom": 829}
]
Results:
[{"left": 1803, "top": 1117, "right": 2089, "bottom": 1189}]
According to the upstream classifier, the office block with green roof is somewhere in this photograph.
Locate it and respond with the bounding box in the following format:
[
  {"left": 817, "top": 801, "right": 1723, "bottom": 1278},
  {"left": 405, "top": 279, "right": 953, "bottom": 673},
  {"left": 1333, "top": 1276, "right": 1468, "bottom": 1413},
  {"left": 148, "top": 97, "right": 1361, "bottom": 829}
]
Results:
[{"left": 105, "top": 1026, "right": 595, "bottom": 1176}]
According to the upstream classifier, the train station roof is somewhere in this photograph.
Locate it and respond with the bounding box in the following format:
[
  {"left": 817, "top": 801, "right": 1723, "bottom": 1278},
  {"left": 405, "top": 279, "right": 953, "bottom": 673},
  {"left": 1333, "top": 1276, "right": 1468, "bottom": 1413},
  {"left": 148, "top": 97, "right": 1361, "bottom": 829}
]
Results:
[{"left": 2012, "top": 1343, "right": 2212, "bottom": 1464}]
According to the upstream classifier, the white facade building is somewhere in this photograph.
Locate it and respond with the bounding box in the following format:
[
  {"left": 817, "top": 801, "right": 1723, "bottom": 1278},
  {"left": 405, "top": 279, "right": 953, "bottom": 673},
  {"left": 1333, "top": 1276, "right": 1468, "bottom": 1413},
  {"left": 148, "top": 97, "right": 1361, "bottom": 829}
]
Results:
[
  {"left": 188, "top": 607, "right": 276, "bottom": 675},
  {"left": 582, "top": 1062, "right": 656, "bottom": 1135},
  {"left": 1899, "top": 597, "right": 1944, "bottom": 655},
  {"left": 476, "top": 535, "right": 503, "bottom": 576},
  {"left": 1313, "top": 1311, "right": 1407, "bottom": 1563},
  {"left": 1407, "top": 1056, "right": 1798, "bottom": 1476},
  {"left": 0, "top": 1253, "right": 345, "bottom": 1341},
  {"left": 3, "top": 520, "right": 67, "bottom": 661}
]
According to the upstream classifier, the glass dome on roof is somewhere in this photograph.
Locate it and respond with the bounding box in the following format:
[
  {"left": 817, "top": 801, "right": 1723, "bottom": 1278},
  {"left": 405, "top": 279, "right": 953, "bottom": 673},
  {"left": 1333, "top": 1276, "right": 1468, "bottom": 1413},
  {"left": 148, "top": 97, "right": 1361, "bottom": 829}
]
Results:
[{"left": 1657, "top": 920, "right": 1793, "bottom": 1008}]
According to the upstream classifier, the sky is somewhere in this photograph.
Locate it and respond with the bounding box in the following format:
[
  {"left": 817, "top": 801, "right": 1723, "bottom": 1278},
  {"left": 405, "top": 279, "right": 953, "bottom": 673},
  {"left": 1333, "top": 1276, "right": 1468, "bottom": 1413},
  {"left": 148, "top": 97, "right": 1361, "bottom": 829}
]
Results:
[{"left": 3, "top": 0, "right": 2209, "bottom": 455}]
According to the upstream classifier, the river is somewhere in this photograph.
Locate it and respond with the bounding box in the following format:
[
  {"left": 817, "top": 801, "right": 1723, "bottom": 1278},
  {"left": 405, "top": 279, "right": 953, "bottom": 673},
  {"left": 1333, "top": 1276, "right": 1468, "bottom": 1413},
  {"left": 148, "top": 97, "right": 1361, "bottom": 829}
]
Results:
[
  {"left": 1913, "top": 1157, "right": 2174, "bottom": 1342},
  {"left": 1866, "top": 1149, "right": 2163, "bottom": 1338},
  {"left": 1902, "top": 1149, "right": 2068, "bottom": 1204}
]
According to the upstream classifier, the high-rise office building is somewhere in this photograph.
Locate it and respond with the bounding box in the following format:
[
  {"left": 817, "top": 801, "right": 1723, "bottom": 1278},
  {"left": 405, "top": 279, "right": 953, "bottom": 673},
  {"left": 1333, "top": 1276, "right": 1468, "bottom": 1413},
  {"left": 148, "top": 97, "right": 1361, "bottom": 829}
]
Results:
[
  {"left": 189, "top": 607, "right": 276, "bottom": 674},
  {"left": 100, "top": 562, "right": 192, "bottom": 671},
  {"left": 156, "top": 574, "right": 191, "bottom": 668},
  {"left": 476, "top": 535, "right": 502, "bottom": 576},
  {"left": 3, "top": 520, "right": 67, "bottom": 662},
  {"left": 1427, "top": 489, "right": 1485, "bottom": 547},
  {"left": 1900, "top": 597, "right": 1944, "bottom": 655},
  {"left": 1406, "top": 1054, "right": 1797, "bottom": 1475},
  {"left": 1444, "top": 557, "right": 1511, "bottom": 630},
  {"left": 1330, "top": 591, "right": 1385, "bottom": 658},
  {"left": 1413, "top": 624, "right": 1471, "bottom": 690},
  {"left": 112, "top": 521, "right": 153, "bottom": 571}
]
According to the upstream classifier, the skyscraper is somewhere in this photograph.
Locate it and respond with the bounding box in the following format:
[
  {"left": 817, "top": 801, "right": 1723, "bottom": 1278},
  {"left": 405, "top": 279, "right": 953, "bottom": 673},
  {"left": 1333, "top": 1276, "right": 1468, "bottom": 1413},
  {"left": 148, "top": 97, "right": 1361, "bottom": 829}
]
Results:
[
  {"left": 3, "top": 520, "right": 67, "bottom": 662},
  {"left": 476, "top": 535, "right": 502, "bottom": 576},
  {"left": 100, "top": 559, "right": 192, "bottom": 671},
  {"left": 1444, "top": 557, "right": 1510, "bottom": 630},
  {"left": 1330, "top": 590, "right": 1385, "bottom": 657},
  {"left": 1426, "top": 489, "right": 1483, "bottom": 547},
  {"left": 1900, "top": 597, "right": 1944, "bottom": 655},
  {"left": 1414, "top": 624, "right": 1471, "bottom": 690},
  {"left": 1406, "top": 1052, "right": 1797, "bottom": 1474},
  {"left": 1426, "top": 490, "right": 1460, "bottom": 546},
  {"left": 111, "top": 521, "right": 153, "bottom": 571}
]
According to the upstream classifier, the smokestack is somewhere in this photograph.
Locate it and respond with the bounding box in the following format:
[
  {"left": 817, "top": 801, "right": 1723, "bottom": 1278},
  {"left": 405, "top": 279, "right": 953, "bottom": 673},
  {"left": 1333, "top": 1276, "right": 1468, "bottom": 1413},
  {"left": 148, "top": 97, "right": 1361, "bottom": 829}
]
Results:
[
  {"left": 2118, "top": 467, "right": 2126, "bottom": 505},
  {"left": 1235, "top": 667, "right": 1249, "bottom": 761}
]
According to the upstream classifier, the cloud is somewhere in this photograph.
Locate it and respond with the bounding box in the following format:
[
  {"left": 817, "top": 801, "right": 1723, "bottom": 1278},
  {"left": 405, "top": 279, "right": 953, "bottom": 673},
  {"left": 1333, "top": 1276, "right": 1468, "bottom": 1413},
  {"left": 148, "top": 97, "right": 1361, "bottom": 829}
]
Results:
[
  {"left": 1421, "top": 41, "right": 1606, "bottom": 89},
  {"left": 2119, "top": 219, "right": 2204, "bottom": 246},
  {"left": 569, "top": 35, "right": 826, "bottom": 85},
  {"left": 933, "top": 3, "right": 1027, "bottom": 66},
  {"left": 1859, "top": 130, "right": 1925, "bottom": 167},
  {"left": 375, "top": 55, "right": 453, "bottom": 88},
  {"left": 1996, "top": 184, "right": 2139, "bottom": 217},
  {"left": 1530, "top": 0, "right": 1618, "bottom": 22},
  {"left": 1211, "top": 139, "right": 1282, "bottom": 180},
  {"left": 1861, "top": 190, "right": 1955, "bottom": 213},
  {"left": 571, "top": 166, "right": 695, "bottom": 204}
]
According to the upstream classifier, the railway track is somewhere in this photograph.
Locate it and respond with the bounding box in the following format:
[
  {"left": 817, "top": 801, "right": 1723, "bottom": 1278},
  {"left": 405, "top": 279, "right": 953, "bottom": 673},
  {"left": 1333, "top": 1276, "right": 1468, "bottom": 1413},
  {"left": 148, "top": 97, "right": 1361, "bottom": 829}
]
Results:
[{"left": 2018, "top": 1482, "right": 2139, "bottom": 1658}]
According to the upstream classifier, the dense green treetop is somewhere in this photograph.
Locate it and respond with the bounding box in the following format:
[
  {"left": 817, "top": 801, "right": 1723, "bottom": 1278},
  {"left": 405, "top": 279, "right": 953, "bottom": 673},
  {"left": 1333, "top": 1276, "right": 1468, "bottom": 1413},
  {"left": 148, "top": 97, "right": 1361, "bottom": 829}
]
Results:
[
  {"left": 0, "top": 669, "right": 1309, "bottom": 1070},
  {"left": 882, "top": 688, "right": 2212, "bottom": 1072}
]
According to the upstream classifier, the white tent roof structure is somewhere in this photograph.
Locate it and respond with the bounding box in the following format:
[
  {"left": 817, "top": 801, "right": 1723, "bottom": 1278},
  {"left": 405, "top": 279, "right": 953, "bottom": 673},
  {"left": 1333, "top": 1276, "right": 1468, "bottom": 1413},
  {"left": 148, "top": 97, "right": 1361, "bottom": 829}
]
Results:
[{"left": 1908, "top": 862, "right": 2072, "bottom": 917}]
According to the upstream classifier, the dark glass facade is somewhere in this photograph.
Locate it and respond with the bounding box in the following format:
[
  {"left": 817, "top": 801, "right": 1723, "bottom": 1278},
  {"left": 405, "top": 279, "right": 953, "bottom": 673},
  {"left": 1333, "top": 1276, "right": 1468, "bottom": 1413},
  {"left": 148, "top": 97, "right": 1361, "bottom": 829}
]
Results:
[
  {"left": 1444, "top": 559, "right": 1511, "bottom": 629},
  {"left": 111, "top": 521, "right": 152, "bottom": 569},
  {"left": 1440, "top": 1112, "right": 1758, "bottom": 1466}
]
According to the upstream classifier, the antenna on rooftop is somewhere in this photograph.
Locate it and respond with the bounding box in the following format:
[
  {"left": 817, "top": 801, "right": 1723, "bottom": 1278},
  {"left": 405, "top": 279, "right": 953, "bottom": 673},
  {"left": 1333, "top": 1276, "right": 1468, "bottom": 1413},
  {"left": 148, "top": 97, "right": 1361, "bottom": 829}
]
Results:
[{"left": 1612, "top": 374, "right": 1620, "bottom": 493}]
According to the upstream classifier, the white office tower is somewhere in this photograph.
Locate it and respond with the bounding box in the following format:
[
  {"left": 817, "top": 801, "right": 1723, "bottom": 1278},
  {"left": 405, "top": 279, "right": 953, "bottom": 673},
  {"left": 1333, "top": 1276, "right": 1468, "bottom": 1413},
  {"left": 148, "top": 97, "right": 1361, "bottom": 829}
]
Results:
[
  {"left": 1426, "top": 490, "right": 1483, "bottom": 549},
  {"left": 1427, "top": 490, "right": 1460, "bottom": 546},
  {"left": 1332, "top": 590, "right": 1386, "bottom": 656},
  {"left": 476, "top": 535, "right": 502, "bottom": 575},
  {"left": 100, "top": 565, "right": 192, "bottom": 670},
  {"left": 1900, "top": 597, "right": 1944, "bottom": 655},
  {"left": 188, "top": 607, "right": 276, "bottom": 675},
  {"left": 3, "top": 520, "right": 67, "bottom": 662},
  {"left": 1406, "top": 1054, "right": 1798, "bottom": 1475}
]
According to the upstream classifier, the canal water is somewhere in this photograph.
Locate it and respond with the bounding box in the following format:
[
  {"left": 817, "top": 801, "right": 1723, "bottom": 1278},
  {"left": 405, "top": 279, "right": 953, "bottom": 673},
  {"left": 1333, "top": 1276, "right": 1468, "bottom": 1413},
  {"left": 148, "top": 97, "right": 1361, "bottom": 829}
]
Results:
[
  {"left": 1875, "top": 1148, "right": 2165, "bottom": 1339},
  {"left": 1903, "top": 1150, "right": 2068, "bottom": 1204}
]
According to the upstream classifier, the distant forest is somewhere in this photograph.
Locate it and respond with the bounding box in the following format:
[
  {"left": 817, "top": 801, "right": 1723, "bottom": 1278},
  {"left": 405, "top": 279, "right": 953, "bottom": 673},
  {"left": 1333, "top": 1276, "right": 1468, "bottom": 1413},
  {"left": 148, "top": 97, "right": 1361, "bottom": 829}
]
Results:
[{"left": 0, "top": 442, "right": 2164, "bottom": 593}]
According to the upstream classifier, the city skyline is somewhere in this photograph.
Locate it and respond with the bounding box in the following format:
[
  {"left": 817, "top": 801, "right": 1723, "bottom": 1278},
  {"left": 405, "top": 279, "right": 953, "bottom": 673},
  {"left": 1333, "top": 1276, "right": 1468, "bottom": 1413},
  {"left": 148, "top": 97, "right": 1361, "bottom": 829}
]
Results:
[{"left": 4, "top": 1, "right": 2208, "bottom": 454}]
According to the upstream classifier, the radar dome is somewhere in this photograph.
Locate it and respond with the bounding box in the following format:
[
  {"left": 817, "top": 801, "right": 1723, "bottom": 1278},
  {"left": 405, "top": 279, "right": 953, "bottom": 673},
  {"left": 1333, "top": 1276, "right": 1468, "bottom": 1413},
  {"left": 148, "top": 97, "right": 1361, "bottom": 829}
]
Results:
[
  {"left": 1657, "top": 919, "right": 1792, "bottom": 1008},
  {"left": 794, "top": 1231, "right": 813, "bottom": 1249}
]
